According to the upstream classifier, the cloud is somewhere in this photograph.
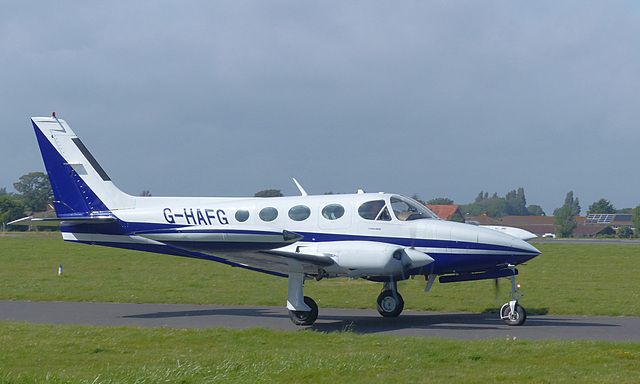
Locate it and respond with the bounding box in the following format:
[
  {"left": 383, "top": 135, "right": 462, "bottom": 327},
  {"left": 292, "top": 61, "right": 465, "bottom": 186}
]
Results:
[{"left": 2, "top": 1, "right": 640, "bottom": 213}]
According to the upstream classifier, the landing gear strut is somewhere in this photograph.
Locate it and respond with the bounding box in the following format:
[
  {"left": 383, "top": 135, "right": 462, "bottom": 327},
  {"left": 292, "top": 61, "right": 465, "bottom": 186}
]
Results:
[
  {"left": 376, "top": 280, "right": 404, "bottom": 317},
  {"left": 287, "top": 271, "right": 319, "bottom": 326},
  {"left": 500, "top": 266, "right": 527, "bottom": 326}
]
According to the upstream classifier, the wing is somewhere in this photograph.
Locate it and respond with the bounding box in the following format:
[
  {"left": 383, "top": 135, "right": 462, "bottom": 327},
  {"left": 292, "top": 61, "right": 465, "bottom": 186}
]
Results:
[
  {"left": 10, "top": 216, "right": 332, "bottom": 277},
  {"left": 135, "top": 227, "right": 334, "bottom": 275}
]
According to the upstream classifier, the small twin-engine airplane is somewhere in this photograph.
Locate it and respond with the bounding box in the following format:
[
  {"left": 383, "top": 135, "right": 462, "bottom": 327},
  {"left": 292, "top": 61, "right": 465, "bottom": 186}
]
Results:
[{"left": 12, "top": 115, "right": 541, "bottom": 326}]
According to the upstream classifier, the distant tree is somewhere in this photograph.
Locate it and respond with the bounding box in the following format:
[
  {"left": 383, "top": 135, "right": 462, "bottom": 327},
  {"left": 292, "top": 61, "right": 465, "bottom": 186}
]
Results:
[
  {"left": 140, "top": 190, "right": 152, "bottom": 197},
  {"left": 505, "top": 188, "right": 528, "bottom": 215},
  {"left": 463, "top": 189, "right": 538, "bottom": 218},
  {"left": 462, "top": 191, "right": 508, "bottom": 218},
  {"left": 618, "top": 226, "right": 633, "bottom": 239},
  {"left": 568, "top": 191, "right": 581, "bottom": 216},
  {"left": 587, "top": 198, "right": 616, "bottom": 215},
  {"left": 0, "top": 187, "right": 17, "bottom": 200},
  {"left": 554, "top": 204, "right": 577, "bottom": 238},
  {"left": 554, "top": 191, "right": 580, "bottom": 216},
  {"left": 516, "top": 188, "right": 527, "bottom": 212},
  {"left": 0, "top": 196, "right": 25, "bottom": 229},
  {"left": 617, "top": 208, "right": 632, "bottom": 214},
  {"left": 632, "top": 205, "right": 640, "bottom": 237},
  {"left": 254, "top": 189, "right": 283, "bottom": 197},
  {"left": 13, "top": 172, "right": 53, "bottom": 212},
  {"left": 527, "top": 205, "right": 545, "bottom": 216},
  {"left": 427, "top": 197, "right": 454, "bottom": 205}
]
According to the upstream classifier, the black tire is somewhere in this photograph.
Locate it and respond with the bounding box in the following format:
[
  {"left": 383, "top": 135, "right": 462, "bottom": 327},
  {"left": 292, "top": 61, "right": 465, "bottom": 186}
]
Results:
[
  {"left": 376, "top": 290, "right": 404, "bottom": 317},
  {"left": 288, "top": 296, "right": 319, "bottom": 326},
  {"left": 501, "top": 303, "right": 527, "bottom": 326}
]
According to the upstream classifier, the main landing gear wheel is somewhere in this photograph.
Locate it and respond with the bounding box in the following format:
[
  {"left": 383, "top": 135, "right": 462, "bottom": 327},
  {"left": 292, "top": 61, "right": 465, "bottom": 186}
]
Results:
[
  {"left": 500, "top": 302, "right": 527, "bottom": 326},
  {"left": 288, "top": 296, "right": 318, "bottom": 326},
  {"left": 376, "top": 290, "right": 404, "bottom": 317}
]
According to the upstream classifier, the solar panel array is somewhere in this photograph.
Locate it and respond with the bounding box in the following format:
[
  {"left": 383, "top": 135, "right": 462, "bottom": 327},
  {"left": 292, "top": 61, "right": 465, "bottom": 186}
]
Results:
[
  {"left": 586, "top": 214, "right": 615, "bottom": 224},
  {"left": 613, "top": 214, "right": 633, "bottom": 222}
]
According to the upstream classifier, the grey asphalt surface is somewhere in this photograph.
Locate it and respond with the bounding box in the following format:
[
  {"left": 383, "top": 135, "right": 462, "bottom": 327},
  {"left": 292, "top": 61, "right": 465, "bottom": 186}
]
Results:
[{"left": 1, "top": 301, "right": 638, "bottom": 341}]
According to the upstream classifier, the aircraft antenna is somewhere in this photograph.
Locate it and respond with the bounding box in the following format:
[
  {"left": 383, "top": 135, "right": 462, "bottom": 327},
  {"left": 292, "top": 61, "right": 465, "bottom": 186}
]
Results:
[
  {"left": 293, "top": 178, "right": 308, "bottom": 197},
  {"left": 51, "top": 112, "right": 67, "bottom": 133}
]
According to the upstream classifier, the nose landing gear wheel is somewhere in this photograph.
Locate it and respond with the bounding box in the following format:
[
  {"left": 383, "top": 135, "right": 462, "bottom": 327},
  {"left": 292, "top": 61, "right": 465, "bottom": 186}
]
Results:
[
  {"left": 376, "top": 290, "right": 404, "bottom": 317},
  {"left": 500, "top": 302, "right": 527, "bottom": 326},
  {"left": 288, "top": 296, "right": 318, "bottom": 326}
]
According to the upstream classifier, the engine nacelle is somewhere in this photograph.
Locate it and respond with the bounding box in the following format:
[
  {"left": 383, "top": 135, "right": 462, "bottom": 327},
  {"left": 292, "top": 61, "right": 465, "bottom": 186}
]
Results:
[{"left": 316, "top": 241, "right": 434, "bottom": 277}]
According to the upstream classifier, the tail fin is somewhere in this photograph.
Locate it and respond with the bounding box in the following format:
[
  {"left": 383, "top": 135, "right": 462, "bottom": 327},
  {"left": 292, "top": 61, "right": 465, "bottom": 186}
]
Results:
[{"left": 32, "top": 115, "right": 135, "bottom": 216}]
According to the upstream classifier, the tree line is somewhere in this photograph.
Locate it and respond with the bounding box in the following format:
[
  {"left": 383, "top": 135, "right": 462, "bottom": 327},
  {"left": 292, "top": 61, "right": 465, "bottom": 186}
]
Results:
[
  {"left": 454, "top": 188, "right": 545, "bottom": 218},
  {"left": 2, "top": 174, "right": 639, "bottom": 238}
]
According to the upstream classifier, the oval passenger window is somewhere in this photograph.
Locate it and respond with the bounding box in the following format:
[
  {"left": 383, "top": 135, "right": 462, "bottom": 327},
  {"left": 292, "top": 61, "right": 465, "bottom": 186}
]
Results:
[
  {"left": 322, "top": 204, "right": 345, "bottom": 220},
  {"left": 235, "top": 209, "right": 250, "bottom": 222},
  {"left": 259, "top": 207, "right": 278, "bottom": 222},
  {"left": 288, "top": 205, "right": 311, "bottom": 221}
]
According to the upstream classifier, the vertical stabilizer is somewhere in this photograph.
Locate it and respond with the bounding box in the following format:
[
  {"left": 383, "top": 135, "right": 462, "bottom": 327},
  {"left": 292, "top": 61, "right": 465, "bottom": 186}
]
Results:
[{"left": 32, "top": 116, "right": 135, "bottom": 216}]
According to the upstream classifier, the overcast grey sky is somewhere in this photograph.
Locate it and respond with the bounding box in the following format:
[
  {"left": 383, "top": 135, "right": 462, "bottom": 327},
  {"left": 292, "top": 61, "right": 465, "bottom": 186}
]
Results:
[{"left": 2, "top": 1, "right": 639, "bottom": 215}]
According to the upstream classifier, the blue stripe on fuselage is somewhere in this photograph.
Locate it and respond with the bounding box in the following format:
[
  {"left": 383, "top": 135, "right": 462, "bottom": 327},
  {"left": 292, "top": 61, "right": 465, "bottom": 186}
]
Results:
[{"left": 66, "top": 218, "right": 539, "bottom": 257}]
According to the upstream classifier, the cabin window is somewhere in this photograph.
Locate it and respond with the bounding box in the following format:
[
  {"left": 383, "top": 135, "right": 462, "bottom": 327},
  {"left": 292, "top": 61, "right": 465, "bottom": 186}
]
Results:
[
  {"left": 390, "top": 196, "right": 438, "bottom": 221},
  {"left": 288, "top": 205, "right": 311, "bottom": 221},
  {"left": 322, "top": 204, "right": 345, "bottom": 220},
  {"left": 358, "top": 200, "right": 391, "bottom": 221},
  {"left": 235, "top": 209, "right": 250, "bottom": 222},
  {"left": 259, "top": 207, "right": 278, "bottom": 222}
]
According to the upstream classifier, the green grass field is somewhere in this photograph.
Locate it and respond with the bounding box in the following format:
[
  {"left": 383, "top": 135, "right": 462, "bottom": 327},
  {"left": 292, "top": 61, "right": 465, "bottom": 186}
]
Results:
[
  {"left": 1, "top": 236, "right": 638, "bottom": 316},
  {"left": 0, "top": 322, "right": 638, "bottom": 383},
  {"left": 0, "top": 235, "right": 639, "bottom": 383}
]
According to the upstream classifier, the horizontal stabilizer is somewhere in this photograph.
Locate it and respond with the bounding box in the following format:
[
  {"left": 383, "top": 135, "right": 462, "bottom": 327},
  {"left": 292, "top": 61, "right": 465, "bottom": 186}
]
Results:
[{"left": 8, "top": 216, "right": 117, "bottom": 227}]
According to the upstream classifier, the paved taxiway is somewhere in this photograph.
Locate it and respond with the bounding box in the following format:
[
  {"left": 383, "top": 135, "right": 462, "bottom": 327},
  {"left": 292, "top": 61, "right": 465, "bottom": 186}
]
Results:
[{"left": 1, "top": 301, "right": 638, "bottom": 341}]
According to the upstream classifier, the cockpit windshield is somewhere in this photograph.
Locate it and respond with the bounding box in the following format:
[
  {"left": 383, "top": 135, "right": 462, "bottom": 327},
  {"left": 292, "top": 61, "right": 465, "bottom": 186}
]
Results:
[{"left": 391, "top": 195, "right": 439, "bottom": 221}]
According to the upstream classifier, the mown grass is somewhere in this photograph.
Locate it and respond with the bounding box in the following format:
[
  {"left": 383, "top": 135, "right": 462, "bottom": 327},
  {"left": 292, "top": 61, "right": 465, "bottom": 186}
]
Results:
[
  {"left": 0, "top": 322, "right": 638, "bottom": 383},
  {"left": 1, "top": 236, "right": 639, "bottom": 316}
]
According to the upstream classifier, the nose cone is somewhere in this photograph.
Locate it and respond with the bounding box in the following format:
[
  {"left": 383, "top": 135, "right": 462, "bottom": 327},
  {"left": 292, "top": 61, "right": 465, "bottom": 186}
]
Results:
[
  {"left": 517, "top": 238, "right": 541, "bottom": 256},
  {"left": 477, "top": 226, "right": 541, "bottom": 261}
]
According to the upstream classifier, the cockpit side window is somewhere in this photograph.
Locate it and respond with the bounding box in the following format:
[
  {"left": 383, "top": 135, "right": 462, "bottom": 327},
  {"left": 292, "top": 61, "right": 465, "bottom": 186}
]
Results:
[
  {"left": 377, "top": 207, "right": 391, "bottom": 221},
  {"left": 358, "top": 200, "right": 391, "bottom": 221},
  {"left": 391, "top": 196, "right": 438, "bottom": 221}
]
